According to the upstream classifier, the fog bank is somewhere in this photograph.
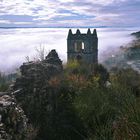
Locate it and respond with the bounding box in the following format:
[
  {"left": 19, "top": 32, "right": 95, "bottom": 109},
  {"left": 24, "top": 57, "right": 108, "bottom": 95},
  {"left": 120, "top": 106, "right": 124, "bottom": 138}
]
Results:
[{"left": 0, "top": 28, "right": 137, "bottom": 73}]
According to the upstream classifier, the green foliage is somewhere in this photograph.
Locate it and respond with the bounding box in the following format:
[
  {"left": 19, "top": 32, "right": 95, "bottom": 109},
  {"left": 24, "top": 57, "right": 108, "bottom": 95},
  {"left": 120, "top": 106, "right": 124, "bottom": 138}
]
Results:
[
  {"left": 0, "top": 73, "right": 9, "bottom": 91},
  {"left": 93, "top": 64, "right": 109, "bottom": 85},
  {"left": 74, "top": 87, "right": 114, "bottom": 140},
  {"left": 111, "top": 68, "right": 140, "bottom": 96},
  {"left": 15, "top": 61, "right": 140, "bottom": 140},
  {"left": 0, "top": 72, "right": 18, "bottom": 91},
  {"left": 16, "top": 75, "right": 87, "bottom": 140},
  {"left": 0, "top": 83, "right": 9, "bottom": 91},
  {"left": 73, "top": 68, "right": 140, "bottom": 140},
  {"left": 64, "top": 60, "right": 91, "bottom": 75},
  {"left": 66, "top": 60, "right": 80, "bottom": 70}
]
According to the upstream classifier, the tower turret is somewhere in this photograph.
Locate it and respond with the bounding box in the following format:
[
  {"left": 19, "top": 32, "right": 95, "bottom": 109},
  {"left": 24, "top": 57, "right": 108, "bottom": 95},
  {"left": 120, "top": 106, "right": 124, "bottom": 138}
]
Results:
[
  {"left": 93, "top": 29, "right": 97, "bottom": 37},
  {"left": 76, "top": 29, "right": 81, "bottom": 35},
  {"left": 87, "top": 28, "right": 91, "bottom": 35},
  {"left": 67, "top": 29, "right": 73, "bottom": 39}
]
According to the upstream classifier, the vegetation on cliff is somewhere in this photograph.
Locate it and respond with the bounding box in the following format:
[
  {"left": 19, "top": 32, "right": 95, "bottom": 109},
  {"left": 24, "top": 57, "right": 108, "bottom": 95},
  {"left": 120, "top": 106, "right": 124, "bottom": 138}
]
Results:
[
  {"left": 11, "top": 49, "right": 140, "bottom": 140},
  {"left": 1, "top": 31, "right": 140, "bottom": 139},
  {"left": 0, "top": 72, "right": 17, "bottom": 92},
  {"left": 103, "top": 31, "right": 140, "bottom": 73}
]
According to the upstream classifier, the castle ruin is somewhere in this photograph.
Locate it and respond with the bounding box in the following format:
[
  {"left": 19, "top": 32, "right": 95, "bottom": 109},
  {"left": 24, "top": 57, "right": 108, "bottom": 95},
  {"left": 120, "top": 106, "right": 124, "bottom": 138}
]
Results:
[{"left": 67, "top": 28, "right": 98, "bottom": 64}]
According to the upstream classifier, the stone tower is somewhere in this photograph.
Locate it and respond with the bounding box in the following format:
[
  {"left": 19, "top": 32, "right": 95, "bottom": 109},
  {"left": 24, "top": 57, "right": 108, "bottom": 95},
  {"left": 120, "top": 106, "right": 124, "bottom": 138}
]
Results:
[{"left": 67, "top": 28, "right": 98, "bottom": 64}]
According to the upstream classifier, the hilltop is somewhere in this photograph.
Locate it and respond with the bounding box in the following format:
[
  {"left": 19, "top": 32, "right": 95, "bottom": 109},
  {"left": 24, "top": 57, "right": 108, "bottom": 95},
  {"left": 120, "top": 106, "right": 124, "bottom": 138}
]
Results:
[
  {"left": 103, "top": 31, "right": 140, "bottom": 73},
  {"left": 131, "top": 31, "right": 140, "bottom": 38}
]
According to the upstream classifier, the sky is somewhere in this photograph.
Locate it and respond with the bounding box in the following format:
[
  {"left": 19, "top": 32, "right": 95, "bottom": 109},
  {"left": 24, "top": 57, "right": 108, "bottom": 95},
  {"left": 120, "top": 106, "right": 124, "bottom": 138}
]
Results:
[{"left": 0, "top": 0, "right": 140, "bottom": 27}]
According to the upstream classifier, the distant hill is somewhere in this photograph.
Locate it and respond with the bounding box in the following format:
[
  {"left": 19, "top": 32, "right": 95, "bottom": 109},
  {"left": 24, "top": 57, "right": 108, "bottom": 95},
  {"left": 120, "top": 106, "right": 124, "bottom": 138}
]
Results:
[
  {"left": 131, "top": 31, "right": 140, "bottom": 38},
  {"left": 103, "top": 31, "right": 140, "bottom": 73}
]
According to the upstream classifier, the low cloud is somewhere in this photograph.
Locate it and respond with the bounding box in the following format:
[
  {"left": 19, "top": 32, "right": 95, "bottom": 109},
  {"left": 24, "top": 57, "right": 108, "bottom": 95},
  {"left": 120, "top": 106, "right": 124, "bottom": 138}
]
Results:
[{"left": 0, "top": 28, "right": 135, "bottom": 73}]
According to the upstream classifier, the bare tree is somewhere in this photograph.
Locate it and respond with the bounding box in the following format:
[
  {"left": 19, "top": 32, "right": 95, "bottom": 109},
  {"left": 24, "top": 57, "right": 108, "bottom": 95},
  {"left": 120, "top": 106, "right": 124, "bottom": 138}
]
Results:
[
  {"left": 25, "top": 56, "right": 30, "bottom": 62},
  {"left": 35, "top": 44, "right": 47, "bottom": 61},
  {"left": 25, "top": 44, "right": 47, "bottom": 63}
]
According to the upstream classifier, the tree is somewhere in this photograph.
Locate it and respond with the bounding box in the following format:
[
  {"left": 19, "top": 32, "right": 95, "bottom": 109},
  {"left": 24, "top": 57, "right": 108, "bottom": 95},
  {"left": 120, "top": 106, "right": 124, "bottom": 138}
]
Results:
[{"left": 35, "top": 44, "right": 47, "bottom": 61}]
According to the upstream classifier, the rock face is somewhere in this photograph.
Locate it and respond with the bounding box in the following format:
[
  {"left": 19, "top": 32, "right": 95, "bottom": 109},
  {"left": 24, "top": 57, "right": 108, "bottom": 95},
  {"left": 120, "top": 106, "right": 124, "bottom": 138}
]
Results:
[
  {"left": 0, "top": 92, "right": 29, "bottom": 140},
  {"left": 14, "top": 50, "right": 63, "bottom": 102},
  {"left": 0, "top": 50, "right": 63, "bottom": 140},
  {"left": 14, "top": 49, "right": 63, "bottom": 104},
  {"left": 12, "top": 50, "right": 63, "bottom": 139},
  {"left": 14, "top": 49, "right": 62, "bottom": 91}
]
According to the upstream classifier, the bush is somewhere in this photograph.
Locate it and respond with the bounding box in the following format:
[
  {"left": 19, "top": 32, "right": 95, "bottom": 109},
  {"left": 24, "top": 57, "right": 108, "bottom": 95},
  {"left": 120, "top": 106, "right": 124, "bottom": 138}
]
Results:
[
  {"left": 14, "top": 58, "right": 140, "bottom": 140},
  {"left": 0, "top": 73, "right": 9, "bottom": 91},
  {"left": 73, "top": 68, "right": 140, "bottom": 140}
]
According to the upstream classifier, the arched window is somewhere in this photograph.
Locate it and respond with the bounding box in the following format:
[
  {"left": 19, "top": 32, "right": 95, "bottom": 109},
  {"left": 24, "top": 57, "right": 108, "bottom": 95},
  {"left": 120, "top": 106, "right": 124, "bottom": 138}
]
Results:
[
  {"left": 74, "top": 41, "right": 85, "bottom": 52},
  {"left": 82, "top": 42, "right": 85, "bottom": 50}
]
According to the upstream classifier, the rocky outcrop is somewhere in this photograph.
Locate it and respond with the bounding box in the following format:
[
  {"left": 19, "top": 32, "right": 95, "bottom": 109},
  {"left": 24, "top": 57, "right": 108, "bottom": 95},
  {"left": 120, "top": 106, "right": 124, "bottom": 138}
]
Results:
[
  {"left": 103, "top": 32, "right": 140, "bottom": 73},
  {"left": 13, "top": 50, "right": 63, "bottom": 104},
  {"left": 131, "top": 31, "right": 140, "bottom": 38},
  {"left": 14, "top": 49, "right": 62, "bottom": 91},
  {"left": 0, "top": 50, "right": 62, "bottom": 140},
  {"left": 11, "top": 50, "right": 63, "bottom": 139},
  {"left": 0, "top": 92, "right": 29, "bottom": 140}
]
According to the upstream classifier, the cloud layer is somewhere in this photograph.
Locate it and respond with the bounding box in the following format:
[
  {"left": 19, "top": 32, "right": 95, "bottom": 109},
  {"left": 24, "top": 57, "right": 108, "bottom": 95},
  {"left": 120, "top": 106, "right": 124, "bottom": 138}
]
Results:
[
  {"left": 0, "top": 28, "right": 135, "bottom": 73},
  {"left": 0, "top": 0, "right": 140, "bottom": 27}
]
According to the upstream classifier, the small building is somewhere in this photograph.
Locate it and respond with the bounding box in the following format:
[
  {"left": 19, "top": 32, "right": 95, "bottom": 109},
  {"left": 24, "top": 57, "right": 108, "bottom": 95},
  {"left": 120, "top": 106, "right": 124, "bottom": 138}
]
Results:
[{"left": 67, "top": 28, "right": 98, "bottom": 64}]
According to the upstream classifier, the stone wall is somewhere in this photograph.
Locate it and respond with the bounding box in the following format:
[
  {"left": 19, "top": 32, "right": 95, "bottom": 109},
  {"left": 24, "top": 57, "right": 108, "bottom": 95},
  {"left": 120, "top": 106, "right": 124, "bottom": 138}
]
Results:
[{"left": 0, "top": 92, "right": 30, "bottom": 140}]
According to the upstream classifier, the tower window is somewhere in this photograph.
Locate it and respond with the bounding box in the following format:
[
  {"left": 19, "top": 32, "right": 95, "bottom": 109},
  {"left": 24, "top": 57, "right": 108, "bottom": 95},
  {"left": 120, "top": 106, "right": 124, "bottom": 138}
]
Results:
[
  {"left": 82, "top": 42, "right": 84, "bottom": 50},
  {"left": 74, "top": 41, "right": 85, "bottom": 52}
]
